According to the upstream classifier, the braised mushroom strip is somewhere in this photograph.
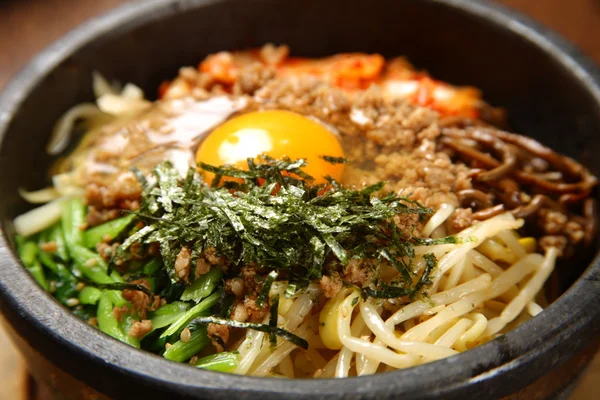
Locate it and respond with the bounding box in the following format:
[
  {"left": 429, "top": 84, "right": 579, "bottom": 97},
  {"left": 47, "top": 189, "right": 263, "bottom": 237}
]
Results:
[{"left": 439, "top": 118, "right": 598, "bottom": 256}]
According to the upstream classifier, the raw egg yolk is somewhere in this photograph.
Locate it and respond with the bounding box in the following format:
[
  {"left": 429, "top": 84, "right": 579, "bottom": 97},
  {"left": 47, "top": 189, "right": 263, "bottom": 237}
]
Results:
[{"left": 195, "top": 110, "right": 345, "bottom": 184}]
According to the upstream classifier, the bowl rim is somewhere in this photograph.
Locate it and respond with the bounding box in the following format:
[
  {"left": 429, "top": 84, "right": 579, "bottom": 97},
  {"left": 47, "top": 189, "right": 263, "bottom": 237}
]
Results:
[{"left": 1, "top": 0, "right": 599, "bottom": 398}]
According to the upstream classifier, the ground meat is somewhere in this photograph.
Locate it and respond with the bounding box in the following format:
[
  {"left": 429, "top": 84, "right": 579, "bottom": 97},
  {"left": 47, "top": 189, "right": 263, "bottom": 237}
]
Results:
[
  {"left": 538, "top": 209, "right": 568, "bottom": 235},
  {"left": 240, "top": 264, "right": 260, "bottom": 295},
  {"left": 259, "top": 44, "right": 289, "bottom": 65},
  {"left": 319, "top": 274, "right": 343, "bottom": 298},
  {"left": 178, "top": 66, "right": 199, "bottom": 83},
  {"left": 122, "top": 279, "right": 159, "bottom": 319},
  {"left": 128, "top": 320, "right": 152, "bottom": 339},
  {"left": 448, "top": 208, "right": 474, "bottom": 233},
  {"left": 232, "top": 64, "right": 276, "bottom": 95},
  {"left": 393, "top": 213, "right": 420, "bottom": 237},
  {"left": 112, "top": 305, "right": 129, "bottom": 322},
  {"left": 110, "top": 172, "right": 142, "bottom": 202},
  {"left": 564, "top": 221, "right": 585, "bottom": 244},
  {"left": 342, "top": 259, "right": 374, "bottom": 287},
  {"left": 86, "top": 207, "right": 121, "bottom": 227},
  {"left": 174, "top": 247, "right": 191, "bottom": 282},
  {"left": 205, "top": 246, "right": 228, "bottom": 269},
  {"left": 207, "top": 323, "right": 231, "bottom": 352},
  {"left": 39, "top": 241, "right": 57, "bottom": 253},
  {"left": 195, "top": 257, "right": 211, "bottom": 278},
  {"left": 243, "top": 295, "right": 269, "bottom": 323},
  {"left": 84, "top": 172, "right": 142, "bottom": 226},
  {"left": 96, "top": 242, "right": 119, "bottom": 261}
]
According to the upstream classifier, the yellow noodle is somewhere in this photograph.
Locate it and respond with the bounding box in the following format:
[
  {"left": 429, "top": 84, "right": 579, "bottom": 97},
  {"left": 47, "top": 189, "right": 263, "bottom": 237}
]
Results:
[{"left": 485, "top": 248, "right": 557, "bottom": 335}]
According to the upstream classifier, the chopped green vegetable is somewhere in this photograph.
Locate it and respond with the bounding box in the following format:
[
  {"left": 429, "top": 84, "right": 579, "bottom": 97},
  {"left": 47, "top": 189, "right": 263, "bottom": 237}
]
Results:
[
  {"left": 79, "top": 286, "right": 102, "bottom": 305},
  {"left": 150, "top": 301, "right": 191, "bottom": 331},
  {"left": 97, "top": 292, "right": 138, "bottom": 347},
  {"left": 49, "top": 223, "right": 70, "bottom": 262},
  {"left": 180, "top": 267, "right": 223, "bottom": 302},
  {"left": 18, "top": 240, "right": 49, "bottom": 290},
  {"left": 70, "top": 245, "right": 118, "bottom": 284},
  {"left": 83, "top": 214, "right": 135, "bottom": 248},
  {"left": 160, "top": 291, "right": 220, "bottom": 338},
  {"left": 194, "top": 352, "right": 239, "bottom": 372},
  {"left": 62, "top": 198, "right": 86, "bottom": 251},
  {"left": 163, "top": 325, "right": 210, "bottom": 362}
]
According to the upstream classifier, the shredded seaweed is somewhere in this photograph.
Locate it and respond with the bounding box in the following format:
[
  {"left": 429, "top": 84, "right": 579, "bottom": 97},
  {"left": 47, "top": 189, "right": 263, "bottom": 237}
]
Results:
[
  {"left": 320, "top": 155, "right": 348, "bottom": 164},
  {"left": 257, "top": 270, "right": 278, "bottom": 307},
  {"left": 363, "top": 253, "right": 437, "bottom": 299},
  {"left": 412, "top": 236, "right": 475, "bottom": 246},
  {"left": 125, "top": 156, "right": 435, "bottom": 297},
  {"left": 77, "top": 279, "right": 154, "bottom": 299},
  {"left": 269, "top": 296, "right": 280, "bottom": 348},
  {"left": 192, "top": 316, "right": 308, "bottom": 350}
]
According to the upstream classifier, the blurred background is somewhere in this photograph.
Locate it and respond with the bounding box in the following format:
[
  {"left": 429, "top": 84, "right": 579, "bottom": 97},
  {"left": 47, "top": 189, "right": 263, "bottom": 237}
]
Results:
[{"left": 0, "top": 0, "right": 598, "bottom": 399}]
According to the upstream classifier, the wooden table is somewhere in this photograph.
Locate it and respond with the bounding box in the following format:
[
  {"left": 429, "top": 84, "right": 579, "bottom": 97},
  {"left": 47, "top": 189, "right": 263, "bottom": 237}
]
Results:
[{"left": 0, "top": 0, "right": 598, "bottom": 399}]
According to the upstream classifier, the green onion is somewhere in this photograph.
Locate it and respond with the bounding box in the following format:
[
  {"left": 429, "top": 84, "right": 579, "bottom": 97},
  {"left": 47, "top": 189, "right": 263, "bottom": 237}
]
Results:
[
  {"left": 62, "top": 198, "right": 86, "bottom": 251},
  {"left": 97, "top": 292, "right": 138, "bottom": 347},
  {"left": 50, "top": 223, "right": 70, "bottom": 262},
  {"left": 180, "top": 267, "right": 223, "bottom": 302},
  {"left": 79, "top": 286, "right": 103, "bottom": 305},
  {"left": 83, "top": 214, "right": 136, "bottom": 248},
  {"left": 160, "top": 292, "right": 220, "bottom": 338},
  {"left": 150, "top": 302, "right": 191, "bottom": 331},
  {"left": 18, "top": 240, "right": 49, "bottom": 290},
  {"left": 163, "top": 325, "right": 210, "bottom": 362},
  {"left": 18, "top": 240, "right": 37, "bottom": 266},
  {"left": 70, "top": 245, "right": 121, "bottom": 284},
  {"left": 194, "top": 352, "right": 239, "bottom": 372}
]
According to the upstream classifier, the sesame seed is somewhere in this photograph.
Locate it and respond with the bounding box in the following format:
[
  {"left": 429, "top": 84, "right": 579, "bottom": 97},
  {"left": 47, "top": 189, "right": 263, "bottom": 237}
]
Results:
[
  {"left": 66, "top": 298, "right": 80, "bottom": 307},
  {"left": 84, "top": 258, "right": 98, "bottom": 267},
  {"left": 180, "top": 327, "right": 191, "bottom": 343}
]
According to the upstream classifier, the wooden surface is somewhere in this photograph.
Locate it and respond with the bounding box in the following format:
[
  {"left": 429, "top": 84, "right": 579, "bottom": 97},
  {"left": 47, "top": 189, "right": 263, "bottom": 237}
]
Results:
[{"left": 0, "top": 0, "right": 598, "bottom": 399}]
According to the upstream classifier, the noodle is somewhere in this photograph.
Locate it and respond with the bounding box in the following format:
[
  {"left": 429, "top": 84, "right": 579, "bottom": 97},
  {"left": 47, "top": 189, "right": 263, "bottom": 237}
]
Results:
[
  {"left": 485, "top": 248, "right": 557, "bottom": 335},
  {"left": 421, "top": 203, "right": 455, "bottom": 237},
  {"left": 13, "top": 198, "right": 65, "bottom": 237},
  {"left": 454, "top": 313, "right": 487, "bottom": 351},
  {"left": 433, "top": 318, "right": 472, "bottom": 348},
  {"left": 292, "top": 211, "right": 557, "bottom": 376},
  {"left": 527, "top": 302, "right": 543, "bottom": 317},
  {"left": 386, "top": 273, "right": 492, "bottom": 326}
]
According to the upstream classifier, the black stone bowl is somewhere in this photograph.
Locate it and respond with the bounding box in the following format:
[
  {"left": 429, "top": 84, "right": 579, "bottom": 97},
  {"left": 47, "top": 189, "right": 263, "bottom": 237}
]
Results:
[{"left": 0, "top": 0, "right": 599, "bottom": 399}]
